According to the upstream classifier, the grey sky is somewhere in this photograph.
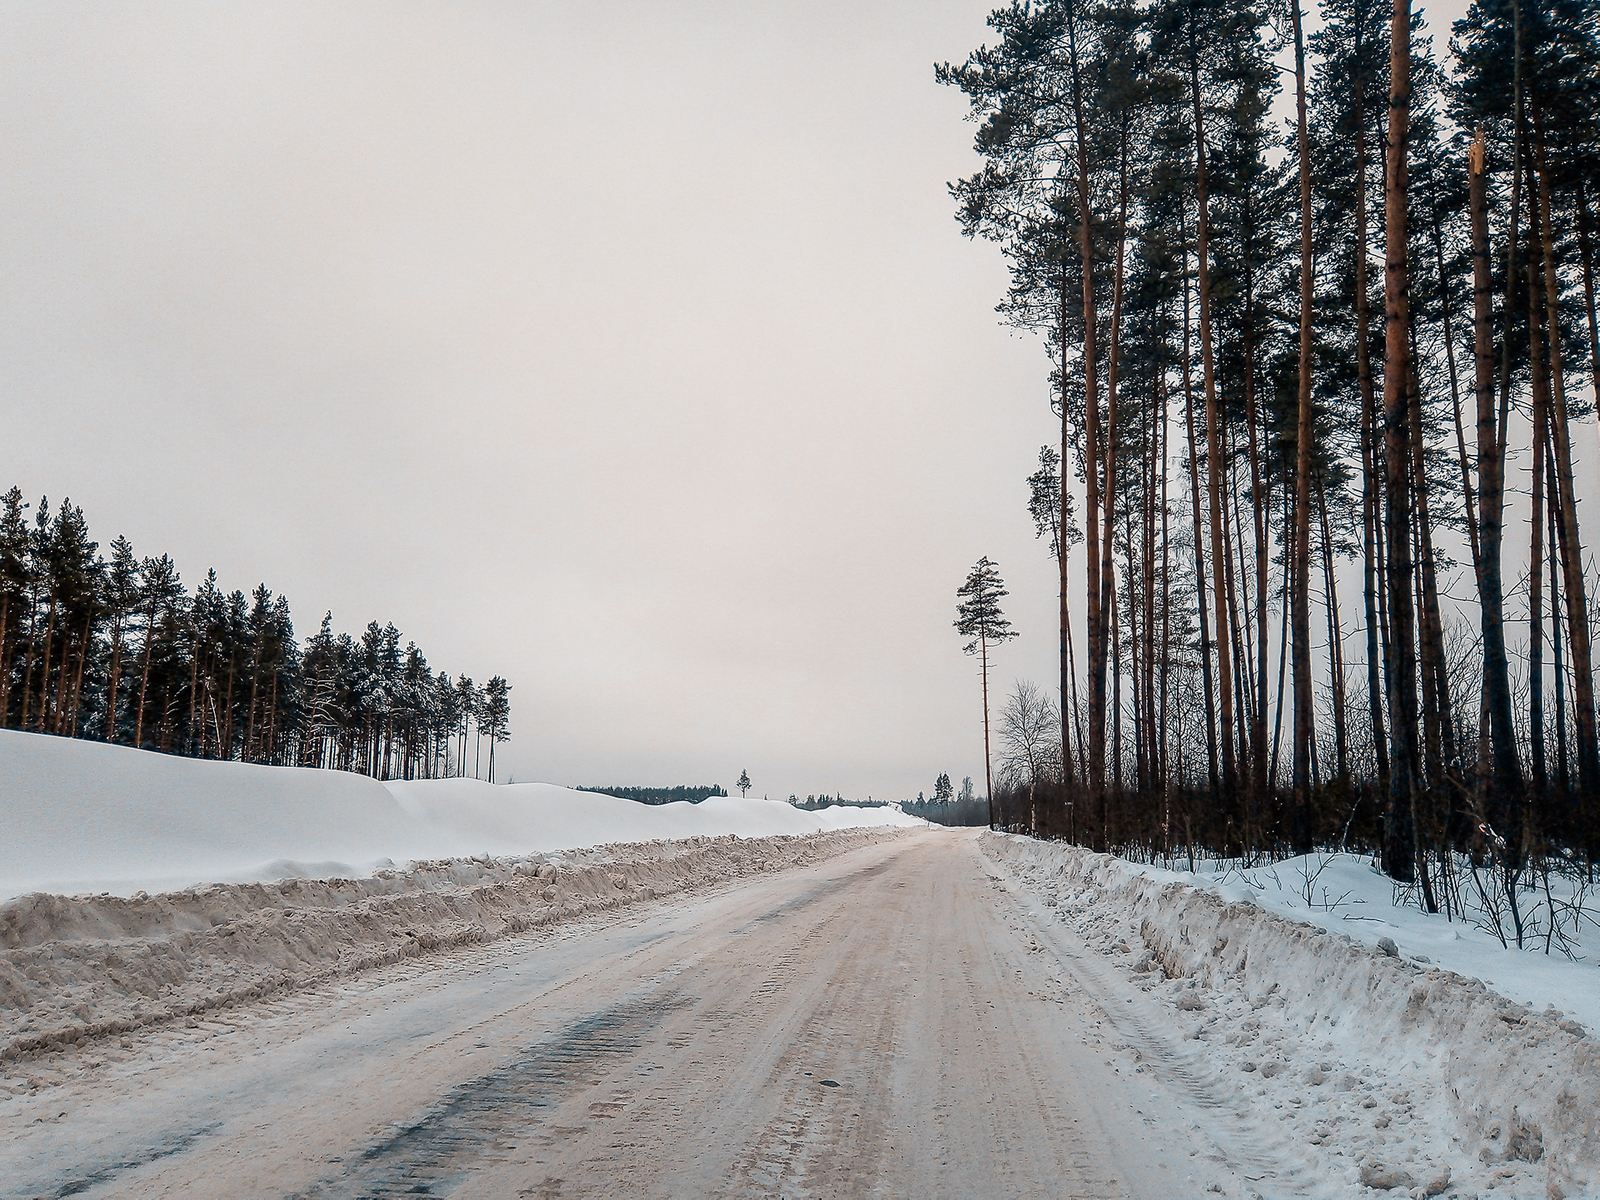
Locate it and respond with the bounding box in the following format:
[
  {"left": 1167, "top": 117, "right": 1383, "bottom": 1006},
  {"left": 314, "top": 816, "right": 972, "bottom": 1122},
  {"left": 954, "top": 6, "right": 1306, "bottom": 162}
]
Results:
[{"left": 2, "top": 0, "right": 1544, "bottom": 802}]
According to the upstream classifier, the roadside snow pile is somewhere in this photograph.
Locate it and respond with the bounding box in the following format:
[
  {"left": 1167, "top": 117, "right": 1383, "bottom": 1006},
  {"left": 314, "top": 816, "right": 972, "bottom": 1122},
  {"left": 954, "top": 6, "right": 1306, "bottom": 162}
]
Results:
[
  {"left": 0, "top": 826, "right": 913, "bottom": 1062},
  {"left": 982, "top": 833, "right": 1600, "bottom": 1200},
  {"left": 0, "top": 728, "right": 921, "bottom": 899},
  {"left": 1, "top": 729, "right": 421, "bottom": 899},
  {"left": 383, "top": 777, "right": 922, "bottom": 857},
  {"left": 1183, "top": 851, "right": 1599, "bottom": 1036}
]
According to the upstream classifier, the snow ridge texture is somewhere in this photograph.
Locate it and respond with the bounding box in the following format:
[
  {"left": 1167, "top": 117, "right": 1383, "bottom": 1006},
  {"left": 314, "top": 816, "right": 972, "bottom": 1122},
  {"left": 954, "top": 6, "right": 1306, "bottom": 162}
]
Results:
[
  {"left": 982, "top": 832, "right": 1599, "bottom": 1200},
  {"left": 0, "top": 827, "right": 912, "bottom": 1062}
]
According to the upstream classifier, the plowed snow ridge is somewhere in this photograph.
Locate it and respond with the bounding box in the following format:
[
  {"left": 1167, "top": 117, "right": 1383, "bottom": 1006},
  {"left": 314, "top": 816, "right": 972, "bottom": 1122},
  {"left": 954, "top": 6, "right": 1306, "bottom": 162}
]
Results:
[
  {"left": 0, "top": 828, "right": 911, "bottom": 1061},
  {"left": 982, "top": 832, "right": 1600, "bottom": 1200}
]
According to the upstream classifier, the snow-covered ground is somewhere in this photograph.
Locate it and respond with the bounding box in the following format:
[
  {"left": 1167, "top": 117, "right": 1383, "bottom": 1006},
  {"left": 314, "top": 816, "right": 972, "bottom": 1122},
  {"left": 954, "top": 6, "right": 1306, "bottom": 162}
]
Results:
[
  {"left": 0, "top": 728, "right": 920, "bottom": 900},
  {"left": 9, "top": 727, "right": 1599, "bottom": 1195},
  {"left": 0, "top": 832, "right": 1277, "bottom": 1199},
  {"left": 982, "top": 833, "right": 1600, "bottom": 1199},
  {"left": 1130, "top": 848, "right": 1598, "bottom": 1037},
  {"left": 0, "top": 824, "right": 912, "bottom": 1063}
]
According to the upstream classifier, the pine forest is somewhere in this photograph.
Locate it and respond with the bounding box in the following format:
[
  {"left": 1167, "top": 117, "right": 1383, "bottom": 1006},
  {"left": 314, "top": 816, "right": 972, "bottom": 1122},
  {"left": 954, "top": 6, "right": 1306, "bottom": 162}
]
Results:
[
  {"left": 943, "top": 0, "right": 1600, "bottom": 927},
  {"left": 0, "top": 488, "right": 512, "bottom": 781}
]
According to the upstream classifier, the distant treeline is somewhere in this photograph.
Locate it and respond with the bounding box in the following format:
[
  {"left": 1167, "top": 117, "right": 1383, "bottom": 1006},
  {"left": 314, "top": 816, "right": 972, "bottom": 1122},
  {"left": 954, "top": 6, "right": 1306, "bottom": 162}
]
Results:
[
  {"left": 901, "top": 796, "right": 990, "bottom": 827},
  {"left": 787, "top": 793, "right": 888, "bottom": 811},
  {"left": 901, "top": 773, "right": 988, "bottom": 826},
  {"left": 579, "top": 785, "right": 728, "bottom": 805},
  {"left": 0, "top": 489, "right": 512, "bottom": 781}
]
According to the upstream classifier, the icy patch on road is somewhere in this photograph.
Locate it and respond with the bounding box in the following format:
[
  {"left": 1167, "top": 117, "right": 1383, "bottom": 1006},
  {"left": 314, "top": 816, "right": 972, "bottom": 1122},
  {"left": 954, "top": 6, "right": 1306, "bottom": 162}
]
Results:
[
  {"left": 0, "top": 828, "right": 912, "bottom": 1064},
  {"left": 981, "top": 833, "right": 1600, "bottom": 1200}
]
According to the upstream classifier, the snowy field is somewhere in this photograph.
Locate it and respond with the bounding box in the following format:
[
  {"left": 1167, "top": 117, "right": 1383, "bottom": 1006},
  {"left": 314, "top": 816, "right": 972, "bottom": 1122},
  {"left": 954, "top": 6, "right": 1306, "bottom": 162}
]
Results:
[
  {"left": 0, "top": 728, "right": 920, "bottom": 900},
  {"left": 982, "top": 833, "right": 1600, "bottom": 1199}
]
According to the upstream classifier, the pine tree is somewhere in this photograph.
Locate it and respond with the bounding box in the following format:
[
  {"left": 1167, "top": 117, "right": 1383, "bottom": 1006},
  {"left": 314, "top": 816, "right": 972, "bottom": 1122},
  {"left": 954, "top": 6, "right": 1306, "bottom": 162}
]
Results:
[
  {"left": 100, "top": 536, "right": 139, "bottom": 741},
  {"left": 955, "top": 556, "right": 1020, "bottom": 828},
  {"left": 455, "top": 674, "right": 477, "bottom": 777},
  {"left": 481, "top": 674, "right": 511, "bottom": 783},
  {"left": 0, "top": 489, "right": 29, "bottom": 728},
  {"left": 737, "top": 768, "right": 752, "bottom": 797},
  {"left": 131, "top": 556, "right": 181, "bottom": 750}
]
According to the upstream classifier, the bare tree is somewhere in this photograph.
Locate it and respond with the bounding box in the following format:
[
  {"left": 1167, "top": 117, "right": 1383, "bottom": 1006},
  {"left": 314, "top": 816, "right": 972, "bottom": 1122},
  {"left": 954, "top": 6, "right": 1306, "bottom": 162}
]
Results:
[{"left": 997, "top": 679, "right": 1062, "bottom": 834}]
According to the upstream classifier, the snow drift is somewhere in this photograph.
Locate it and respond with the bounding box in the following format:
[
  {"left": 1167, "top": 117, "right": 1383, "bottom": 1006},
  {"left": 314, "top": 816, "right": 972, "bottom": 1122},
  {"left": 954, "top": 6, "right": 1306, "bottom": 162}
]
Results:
[
  {"left": 0, "top": 827, "right": 913, "bottom": 1062},
  {"left": 982, "top": 833, "right": 1600, "bottom": 1198},
  {"left": 0, "top": 728, "right": 920, "bottom": 899},
  {"left": 0, "top": 728, "right": 921, "bottom": 1065}
]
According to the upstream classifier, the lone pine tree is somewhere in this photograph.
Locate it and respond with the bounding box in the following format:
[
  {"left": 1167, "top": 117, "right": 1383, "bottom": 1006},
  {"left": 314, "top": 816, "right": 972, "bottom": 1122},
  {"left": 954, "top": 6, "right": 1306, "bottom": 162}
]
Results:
[{"left": 955, "top": 556, "right": 1019, "bottom": 830}]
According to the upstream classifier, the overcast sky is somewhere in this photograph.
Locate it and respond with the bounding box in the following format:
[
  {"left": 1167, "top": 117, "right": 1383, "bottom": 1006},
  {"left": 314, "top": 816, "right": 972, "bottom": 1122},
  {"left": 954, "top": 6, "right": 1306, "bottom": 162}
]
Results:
[{"left": 1, "top": 0, "right": 1517, "bottom": 802}]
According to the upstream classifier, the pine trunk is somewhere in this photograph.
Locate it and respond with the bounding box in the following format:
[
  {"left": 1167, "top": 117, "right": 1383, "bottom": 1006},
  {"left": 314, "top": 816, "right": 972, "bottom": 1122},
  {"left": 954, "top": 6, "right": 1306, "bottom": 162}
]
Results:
[
  {"left": 1190, "top": 45, "right": 1236, "bottom": 796},
  {"left": 1291, "top": 0, "right": 1316, "bottom": 853},
  {"left": 1243, "top": 257, "right": 1270, "bottom": 829},
  {"left": 1182, "top": 255, "right": 1220, "bottom": 801},
  {"left": 1317, "top": 475, "right": 1350, "bottom": 792},
  {"left": 1100, "top": 127, "right": 1129, "bottom": 815},
  {"left": 1533, "top": 111, "right": 1600, "bottom": 829},
  {"left": 1381, "top": 0, "right": 1421, "bottom": 884},
  {"left": 1468, "top": 128, "right": 1522, "bottom": 842},
  {"left": 37, "top": 599, "right": 56, "bottom": 732},
  {"left": 1577, "top": 176, "right": 1600, "bottom": 458},
  {"left": 1066, "top": 0, "right": 1105, "bottom": 831},
  {"left": 1358, "top": 85, "right": 1391, "bottom": 799},
  {"left": 1529, "top": 247, "right": 1550, "bottom": 796}
]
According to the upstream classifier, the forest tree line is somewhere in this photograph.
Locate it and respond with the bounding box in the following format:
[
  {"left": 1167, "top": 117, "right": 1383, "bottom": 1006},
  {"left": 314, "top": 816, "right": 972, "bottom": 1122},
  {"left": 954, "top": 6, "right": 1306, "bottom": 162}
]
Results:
[
  {"left": 788, "top": 792, "right": 892, "bottom": 811},
  {"left": 0, "top": 488, "right": 513, "bottom": 781},
  {"left": 579, "top": 785, "right": 729, "bottom": 805},
  {"left": 943, "top": 0, "right": 1600, "bottom": 919},
  {"left": 902, "top": 773, "right": 990, "bottom": 825}
]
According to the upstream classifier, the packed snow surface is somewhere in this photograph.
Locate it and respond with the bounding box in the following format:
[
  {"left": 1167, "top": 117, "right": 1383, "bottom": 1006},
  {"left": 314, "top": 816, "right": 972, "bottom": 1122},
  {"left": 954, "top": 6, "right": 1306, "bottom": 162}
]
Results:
[{"left": 0, "top": 728, "right": 920, "bottom": 900}]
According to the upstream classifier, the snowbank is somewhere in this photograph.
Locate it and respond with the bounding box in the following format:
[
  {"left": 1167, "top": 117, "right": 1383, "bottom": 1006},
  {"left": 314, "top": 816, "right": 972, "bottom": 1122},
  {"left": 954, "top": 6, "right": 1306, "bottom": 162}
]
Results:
[
  {"left": 983, "top": 834, "right": 1600, "bottom": 1199},
  {"left": 1176, "top": 851, "right": 1600, "bottom": 1037},
  {"left": 985, "top": 841, "right": 1599, "bottom": 1035},
  {"left": 0, "top": 730, "right": 425, "bottom": 898},
  {"left": 384, "top": 778, "right": 921, "bottom": 858},
  {"left": 0, "top": 729, "right": 920, "bottom": 900},
  {"left": 0, "top": 827, "right": 912, "bottom": 1061}
]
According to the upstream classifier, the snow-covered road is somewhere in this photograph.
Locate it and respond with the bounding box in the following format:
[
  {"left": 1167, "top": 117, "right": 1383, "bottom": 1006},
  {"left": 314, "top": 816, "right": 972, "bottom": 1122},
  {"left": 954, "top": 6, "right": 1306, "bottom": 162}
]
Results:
[{"left": 3, "top": 830, "right": 1283, "bottom": 1199}]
